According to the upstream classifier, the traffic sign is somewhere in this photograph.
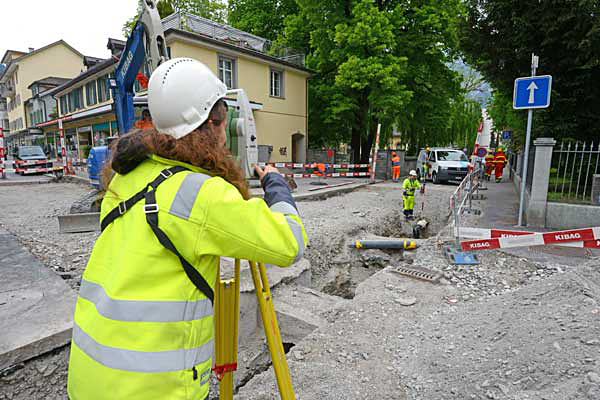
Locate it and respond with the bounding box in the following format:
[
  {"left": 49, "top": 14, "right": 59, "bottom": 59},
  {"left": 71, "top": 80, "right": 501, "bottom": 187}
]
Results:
[
  {"left": 502, "top": 130, "right": 512, "bottom": 141},
  {"left": 513, "top": 75, "right": 552, "bottom": 109},
  {"left": 476, "top": 148, "right": 487, "bottom": 157}
]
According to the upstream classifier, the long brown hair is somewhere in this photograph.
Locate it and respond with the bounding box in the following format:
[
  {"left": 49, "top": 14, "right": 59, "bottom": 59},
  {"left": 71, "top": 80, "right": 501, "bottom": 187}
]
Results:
[{"left": 102, "top": 99, "right": 250, "bottom": 199}]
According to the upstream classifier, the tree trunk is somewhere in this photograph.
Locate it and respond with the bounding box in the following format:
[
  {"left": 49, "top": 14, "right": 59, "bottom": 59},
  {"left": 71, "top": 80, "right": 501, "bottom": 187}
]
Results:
[{"left": 351, "top": 127, "right": 361, "bottom": 163}]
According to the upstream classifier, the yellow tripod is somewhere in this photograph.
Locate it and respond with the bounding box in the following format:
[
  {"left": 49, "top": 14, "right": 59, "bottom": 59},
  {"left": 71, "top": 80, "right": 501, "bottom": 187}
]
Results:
[{"left": 214, "top": 260, "right": 295, "bottom": 399}]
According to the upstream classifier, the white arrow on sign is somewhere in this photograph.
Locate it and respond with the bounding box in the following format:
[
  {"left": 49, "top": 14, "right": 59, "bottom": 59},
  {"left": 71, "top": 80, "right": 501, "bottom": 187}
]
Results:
[{"left": 527, "top": 81, "right": 538, "bottom": 104}]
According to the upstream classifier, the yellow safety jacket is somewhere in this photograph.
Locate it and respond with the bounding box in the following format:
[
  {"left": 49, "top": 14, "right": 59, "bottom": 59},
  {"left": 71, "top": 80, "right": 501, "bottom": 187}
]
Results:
[
  {"left": 402, "top": 178, "right": 421, "bottom": 196},
  {"left": 68, "top": 155, "right": 307, "bottom": 400}
]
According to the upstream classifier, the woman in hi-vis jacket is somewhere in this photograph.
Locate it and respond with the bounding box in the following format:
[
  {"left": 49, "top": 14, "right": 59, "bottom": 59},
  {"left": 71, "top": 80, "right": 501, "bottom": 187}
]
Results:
[{"left": 67, "top": 58, "right": 307, "bottom": 400}]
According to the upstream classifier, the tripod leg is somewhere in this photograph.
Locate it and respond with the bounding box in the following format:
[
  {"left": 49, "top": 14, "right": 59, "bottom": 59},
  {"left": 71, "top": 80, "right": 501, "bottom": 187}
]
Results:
[
  {"left": 215, "top": 259, "right": 241, "bottom": 400},
  {"left": 249, "top": 261, "right": 295, "bottom": 400}
]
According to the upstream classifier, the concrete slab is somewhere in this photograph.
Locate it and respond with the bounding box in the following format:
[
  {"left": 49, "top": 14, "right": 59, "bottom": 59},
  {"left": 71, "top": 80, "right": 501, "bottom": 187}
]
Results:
[
  {"left": 219, "top": 258, "right": 312, "bottom": 339},
  {"left": 273, "top": 286, "right": 344, "bottom": 344},
  {"left": 58, "top": 212, "right": 101, "bottom": 233},
  {"left": 0, "top": 228, "right": 77, "bottom": 371}
]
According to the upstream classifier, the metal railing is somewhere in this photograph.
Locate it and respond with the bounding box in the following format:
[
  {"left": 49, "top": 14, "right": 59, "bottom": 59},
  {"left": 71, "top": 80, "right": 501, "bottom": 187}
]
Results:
[
  {"left": 549, "top": 141, "right": 600, "bottom": 204},
  {"left": 449, "top": 165, "right": 482, "bottom": 246}
]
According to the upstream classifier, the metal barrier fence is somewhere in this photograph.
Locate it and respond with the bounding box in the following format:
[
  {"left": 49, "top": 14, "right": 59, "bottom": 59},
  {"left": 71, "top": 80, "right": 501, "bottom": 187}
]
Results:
[
  {"left": 449, "top": 166, "right": 482, "bottom": 246},
  {"left": 550, "top": 141, "right": 600, "bottom": 204}
]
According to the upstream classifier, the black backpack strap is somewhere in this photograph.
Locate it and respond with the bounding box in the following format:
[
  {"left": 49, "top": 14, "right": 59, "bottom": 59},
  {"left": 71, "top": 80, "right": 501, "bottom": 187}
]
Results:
[
  {"left": 100, "top": 166, "right": 187, "bottom": 232},
  {"left": 144, "top": 188, "right": 215, "bottom": 305},
  {"left": 99, "top": 165, "right": 215, "bottom": 305}
]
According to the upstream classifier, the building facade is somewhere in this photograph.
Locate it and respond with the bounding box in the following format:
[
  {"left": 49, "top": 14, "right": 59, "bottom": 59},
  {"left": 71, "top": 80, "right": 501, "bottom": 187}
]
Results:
[
  {"left": 39, "top": 14, "right": 310, "bottom": 163},
  {"left": 163, "top": 13, "right": 310, "bottom": 163},
  {"left": 0, "top": 41, "right": 84, "bottom": 150}
]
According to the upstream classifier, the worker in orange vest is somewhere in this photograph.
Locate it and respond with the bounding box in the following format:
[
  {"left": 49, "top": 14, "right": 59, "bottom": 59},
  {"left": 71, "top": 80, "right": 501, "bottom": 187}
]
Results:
[
  {"left": 494, "top": 147, "right": 507, "bottom": 183},
  {"left": 311, "top": 162, "right": 326, "bottom": 176},
  {"left": 391, "top": 151, "right": 401, "bottom": 182},
  {"left": 484, "top": 150, "right": 495, "bottom": 181},
  {"left": 134, "top": 109, "right": 155, "bottom": 130}
]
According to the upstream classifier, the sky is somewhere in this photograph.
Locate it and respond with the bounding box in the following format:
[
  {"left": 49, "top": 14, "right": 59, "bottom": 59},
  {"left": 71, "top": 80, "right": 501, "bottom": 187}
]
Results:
[{"left": 0, "top": 0, "right": 139, "bottom": 60}]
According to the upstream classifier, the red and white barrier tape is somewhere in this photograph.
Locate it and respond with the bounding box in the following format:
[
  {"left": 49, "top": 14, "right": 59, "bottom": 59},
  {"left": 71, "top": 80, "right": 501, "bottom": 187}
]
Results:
[
  {"left": 258, "top": 162, "right": 370, "bottom": 169},
  {"left": 460, "top": 227, "right": 600, "bottom": 251},
  {"left": 282, "top": 172, "right": 369, "bottom": 178}
]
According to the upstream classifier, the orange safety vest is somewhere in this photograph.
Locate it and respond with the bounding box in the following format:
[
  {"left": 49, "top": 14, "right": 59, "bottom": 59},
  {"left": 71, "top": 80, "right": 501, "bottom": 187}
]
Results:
[
  {"left": 485, "top": 154, "right": 495, "bottom": 165},
  {"left": 313, "top": 163, "right": 326, "bottom": 176},
  {"left": 494, "top": 152, "right": 506, "bottom": 164},
  {"left": 391, "top": 156, "right": 401, "bottom": 167},
  {"left": 134, "top": 120, "right": 154, "bottom": 130}
]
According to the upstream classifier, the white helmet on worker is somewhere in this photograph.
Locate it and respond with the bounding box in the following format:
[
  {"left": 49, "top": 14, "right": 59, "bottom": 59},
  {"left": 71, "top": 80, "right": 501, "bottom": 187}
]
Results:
[
  {"left": 409, "top": 170, "right": 417, "bottom": 176},
  {"left": 148, "top": 58, "right": 227, "bottom": 139}
]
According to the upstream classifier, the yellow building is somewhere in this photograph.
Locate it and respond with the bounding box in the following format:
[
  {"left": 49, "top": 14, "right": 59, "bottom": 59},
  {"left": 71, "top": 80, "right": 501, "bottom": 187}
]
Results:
[
  {"left": 163, "top": 13, "right": 311, "bottom": 162},
  {"left": 0, "top": 41, "right": 84, "bottom": 149},
  {"left": 44, "top": 40, "right": 125, "bottom": 161},
  {"left": 48, "top": 13, "right": 311, "bottom": 163}
]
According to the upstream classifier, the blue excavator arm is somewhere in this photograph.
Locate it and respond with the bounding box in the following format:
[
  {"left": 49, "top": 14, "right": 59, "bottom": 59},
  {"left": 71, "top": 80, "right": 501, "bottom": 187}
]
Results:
[{"left": 110, "top": 0, "right": 168, "bottom": 135}]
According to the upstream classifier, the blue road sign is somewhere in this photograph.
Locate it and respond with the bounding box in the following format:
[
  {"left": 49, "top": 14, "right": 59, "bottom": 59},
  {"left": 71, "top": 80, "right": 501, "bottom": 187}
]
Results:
[
  {"left": 502, "top": 130, "right": 512, "bottom": 141},
  {"left": 513, "top": 75, "right": 552, "bottom": 109}
]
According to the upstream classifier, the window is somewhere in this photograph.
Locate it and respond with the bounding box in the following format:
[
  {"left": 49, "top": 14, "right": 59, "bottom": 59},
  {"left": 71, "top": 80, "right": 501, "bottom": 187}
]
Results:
[
  {"left": 16, "top": 94, "right": 20, "bottom": 106},
  {"left": 97, "top": 74, "right": 110, "bottom": 103},
  {"left": 86, "top": 81, "right": 97, "bottom": 106},
  {"left": 69, "top": 87, "right": 83, "bottom": 112},
  {"left": 218, "top": 56, "right": 236, "bottom": 89},
  {"left": 60, "top": 96, "right": 67, "bottom": 115},
  {"left": 270, "top": 69, "right": 284, "bottom": 98}
]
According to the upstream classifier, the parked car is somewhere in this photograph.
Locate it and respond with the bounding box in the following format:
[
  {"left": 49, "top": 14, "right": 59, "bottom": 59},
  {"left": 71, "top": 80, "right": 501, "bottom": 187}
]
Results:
[
  {"left": 416, "top": 147, "right": 469, "bottom": 184},
  {"left": 13, "top": 145, "right": 53, "bottom": 175}
]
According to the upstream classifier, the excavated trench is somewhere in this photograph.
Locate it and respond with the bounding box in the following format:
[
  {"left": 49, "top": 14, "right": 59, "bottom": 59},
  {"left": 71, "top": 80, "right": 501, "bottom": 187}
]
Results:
[
  {"left": 226, "top": 207, "right": 441, "bottom": 397},
  {"left": 311, "top": 209, "right": 436, "bottom": 300}
]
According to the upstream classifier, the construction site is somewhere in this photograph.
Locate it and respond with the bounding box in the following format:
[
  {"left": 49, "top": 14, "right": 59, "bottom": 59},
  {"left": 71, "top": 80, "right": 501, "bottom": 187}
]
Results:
[
  {"left": 2, "top": 1, "right": 600, "bottom": 400},
  {"left": 1, "top": 165, "right": 600, "bottom": 399}
]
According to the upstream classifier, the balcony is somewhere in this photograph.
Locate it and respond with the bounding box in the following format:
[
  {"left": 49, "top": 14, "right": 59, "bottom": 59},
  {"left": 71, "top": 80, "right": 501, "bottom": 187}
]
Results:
[{"left": 0, "top": 83, "right": 15, "bottom": 97}]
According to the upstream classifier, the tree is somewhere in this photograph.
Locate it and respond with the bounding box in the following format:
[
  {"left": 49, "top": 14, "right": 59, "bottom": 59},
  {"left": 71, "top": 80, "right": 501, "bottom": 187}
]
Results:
[
  {"left": 122, "top": 0, "right": 227, "bottom": 37},
  {"left": 284, "top": 0, "right": 464, "bottom": 161},
  {"left": 227, "top": 0, "right": 299, "bottom": 41},
  {"left": 459, "top": 0, "right": 600, "bottom": 142}
]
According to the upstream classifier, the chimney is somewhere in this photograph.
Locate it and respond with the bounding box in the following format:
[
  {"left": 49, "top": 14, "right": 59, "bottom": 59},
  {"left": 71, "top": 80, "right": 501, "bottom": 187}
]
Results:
[{"left": 28, "top": 47, "right": 34, "bottom": 52}]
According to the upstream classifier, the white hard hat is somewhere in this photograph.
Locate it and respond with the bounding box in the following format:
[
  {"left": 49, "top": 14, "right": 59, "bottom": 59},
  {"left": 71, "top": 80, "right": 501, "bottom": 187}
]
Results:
[
  {"left": 409, "top": 170, "right": 417, "bottom": 176},
  {"left": 148, "top": 58, "right": 227, "bottom": 139}
]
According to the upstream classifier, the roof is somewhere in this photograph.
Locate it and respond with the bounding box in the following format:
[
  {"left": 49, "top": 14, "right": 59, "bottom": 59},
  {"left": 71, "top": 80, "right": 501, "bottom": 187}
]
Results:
[
  {"left": 51, "top": 56, "right": 117, "bottom": 97},
  {"left": 84, "top": 56, "right": 106, "bottom": 68},
  {"left": 1, "top": 50, "right": 27, "bottom": 64},
  {"left": 27, "top": 77, "right": 71, "bottom": 90},
  {"left": 107, "top": 38, "right": 126, "bottom": 55},
  {"left": 163, "top": 13, "right": 308, "bottom": 72},
  {"left": 0, "top": 40, "right": 84, "bottom": 81}
]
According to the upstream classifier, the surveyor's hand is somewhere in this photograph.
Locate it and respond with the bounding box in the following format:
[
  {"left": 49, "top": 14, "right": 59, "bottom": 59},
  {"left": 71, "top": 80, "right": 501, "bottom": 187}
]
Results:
[{"left": 255, "top": 165, "right": 280, "bottom": 180}]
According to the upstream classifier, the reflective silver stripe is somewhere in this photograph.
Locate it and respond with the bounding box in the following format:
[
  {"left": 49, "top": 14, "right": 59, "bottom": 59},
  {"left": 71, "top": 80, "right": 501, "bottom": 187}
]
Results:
[
  {"left": 270, "top": 201, "right": 298, "bottom": 216},
  {"left": 73, "top": 324, "right": 214, "bottom": 373},
  {"left": 286, "top": 216, "right": 305, "bottom": 264},
  {"left": 169, "top": 173, "right": 211, "bottom": 220},
  {"left": 79, "top": 280, "right": 213, "bottom": 323}
]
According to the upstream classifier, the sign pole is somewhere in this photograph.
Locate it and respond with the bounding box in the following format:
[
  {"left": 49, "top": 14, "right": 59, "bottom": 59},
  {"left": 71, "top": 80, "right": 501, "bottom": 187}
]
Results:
[
  {"left": 370, "top": 123, "right": 381, "bottom": 184},
  {"left": 517, "top": 53, "right": 538, "bottom": 226},
  {"left": 0, "top": 127, "right": 5, "bottom": 179}
]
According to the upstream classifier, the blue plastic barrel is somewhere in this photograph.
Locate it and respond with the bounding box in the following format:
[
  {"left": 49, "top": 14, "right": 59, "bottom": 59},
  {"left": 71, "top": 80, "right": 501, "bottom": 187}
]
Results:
[{"left": 88, "top": 146, "right": 108, "bottom": 189}]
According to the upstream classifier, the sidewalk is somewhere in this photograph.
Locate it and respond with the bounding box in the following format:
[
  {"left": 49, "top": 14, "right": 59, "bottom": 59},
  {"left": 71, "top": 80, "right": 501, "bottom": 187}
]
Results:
[
  {"left": 470, "top": 172, "right": 599, "bottom": 261},
  {"left": 473, "top": 173, "right": 520, "bottom": 230},
  {"left": 0, "top": 227, "right": 77, "bottom": 371}
]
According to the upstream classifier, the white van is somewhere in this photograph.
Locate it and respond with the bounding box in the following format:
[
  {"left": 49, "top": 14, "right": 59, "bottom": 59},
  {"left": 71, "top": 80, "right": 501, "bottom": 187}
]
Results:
[{"left": 416, "top": 148, "right": 469, "bottom": 184}]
